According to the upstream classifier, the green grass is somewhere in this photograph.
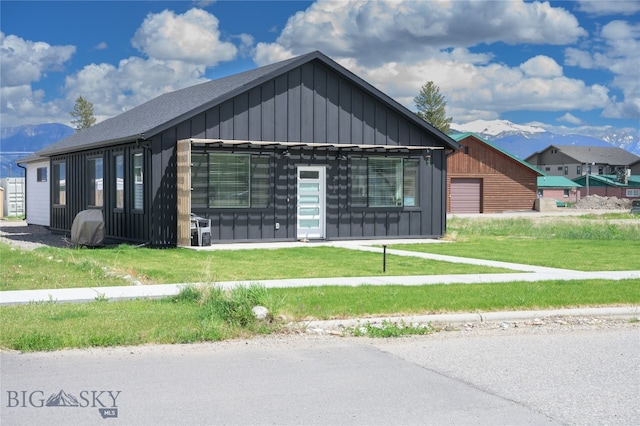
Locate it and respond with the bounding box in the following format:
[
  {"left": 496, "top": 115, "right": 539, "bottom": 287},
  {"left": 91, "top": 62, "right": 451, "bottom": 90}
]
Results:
[
  {"left": 2, "top": 215, "right": 639, "bottom": 351},
  {"left": 1, "top": 244, "right": 132, "bottom": 290},
  {"left": 391, "top": 238, "right": 640, "bottom": 271},
  {"left": 1, "top": 279, "right": 637, "bottom": 351},
  {"left": 1, "top": 243, "right": 510, "bottom": 291},
  {"left": 272, "top": 280, "right": 640, "bottom": 319},
  {"left": 379, "top": 216, "right": 640, "bottom": 271},
  {"left": 0, "top": 284, "right": 283, "bottom": 351}
]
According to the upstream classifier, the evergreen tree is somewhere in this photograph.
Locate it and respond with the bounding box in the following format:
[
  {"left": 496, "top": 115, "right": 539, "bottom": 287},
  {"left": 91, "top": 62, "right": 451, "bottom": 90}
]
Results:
[
  {"left": 70, "top": 96, "right": 96, "bottom": 132},
  {"left": 413, "top": 81, "right": 452, "bottom": 134}
]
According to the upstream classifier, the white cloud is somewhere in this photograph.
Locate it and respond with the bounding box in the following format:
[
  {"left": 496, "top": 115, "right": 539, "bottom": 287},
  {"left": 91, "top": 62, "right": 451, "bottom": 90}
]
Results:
[
  {"left": 2, "top": 8, "right": 240, "bottom": 126},
  {"left": 132, "top": 8, "right": 236, "bottom": 65},
  {"left": 557, "top": 113, "right": 583, "bottom": 125},
  {"left": 94, "top": 42, "right": 108, "bottom": 50},
  {"left": 0, "top": 32, "right": 75, "bottom": 87},
  {"left": 564, "top": 20, "right": 640, "bottom": 120},
  {"left": 520, "top": 56, "right": 563, "bottom": 77},
  {"left": 576, "top": 0, "right": 640, "bottom": 16},
  {"left": 254, "top": 0, "right": 586, "bottom": 66}
]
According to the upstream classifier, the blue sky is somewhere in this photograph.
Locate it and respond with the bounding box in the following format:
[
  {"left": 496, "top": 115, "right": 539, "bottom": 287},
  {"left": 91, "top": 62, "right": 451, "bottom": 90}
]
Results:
[{"left": 1, "top": 0, "right": 639, "bottom": 134}]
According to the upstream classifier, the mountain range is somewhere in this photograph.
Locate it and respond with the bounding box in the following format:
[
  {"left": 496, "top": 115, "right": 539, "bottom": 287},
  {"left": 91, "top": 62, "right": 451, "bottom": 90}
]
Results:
[
  {"left": 1, "top": 123, "right": 75, "bottom": 178},
  {"left": 0, "top": 120, "right": 638, "bottom": 178},
  {"left": 451, "top": 119, "right": 640, "bottom": 160}
]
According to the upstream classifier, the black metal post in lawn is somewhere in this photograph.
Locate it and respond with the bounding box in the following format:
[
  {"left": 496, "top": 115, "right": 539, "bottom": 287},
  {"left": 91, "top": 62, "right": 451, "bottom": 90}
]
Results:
[{"left": 383, "top": 245, "right": 387, "bottom": 273}]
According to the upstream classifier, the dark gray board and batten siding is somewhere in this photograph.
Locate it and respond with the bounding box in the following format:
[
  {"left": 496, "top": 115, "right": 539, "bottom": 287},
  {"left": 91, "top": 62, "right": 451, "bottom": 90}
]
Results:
[{"left": 50, "top": 58, "right": 449, "bottom": 246}]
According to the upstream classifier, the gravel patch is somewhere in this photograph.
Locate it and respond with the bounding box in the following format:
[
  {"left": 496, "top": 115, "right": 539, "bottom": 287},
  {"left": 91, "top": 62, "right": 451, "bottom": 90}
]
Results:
[{"left": 0, "top": 220, "right": 71, "bottom": 250}]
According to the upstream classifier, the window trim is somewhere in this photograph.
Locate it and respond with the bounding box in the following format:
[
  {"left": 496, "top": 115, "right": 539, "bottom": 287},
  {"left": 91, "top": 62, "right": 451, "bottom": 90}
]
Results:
[
  {"left": 52, "top": 161, "right": 66, "bottom": 206},
  {"left": 191, "top": 152, "right": 271, "bottom": 210},
  {"left": 87, "top": 155, "right": 104, "bottom": 208},
  {"left": 350, "top": 156, "right": 421, "bottom": 209},
  {"left": 36, "top": 167, "right": 47, "bottom": 182},
  {"left": 132, "top": 151, "right": 144, "bottom": 211},
  {"left": 114, "top": 152, "right": 125, "bottom": 210}
]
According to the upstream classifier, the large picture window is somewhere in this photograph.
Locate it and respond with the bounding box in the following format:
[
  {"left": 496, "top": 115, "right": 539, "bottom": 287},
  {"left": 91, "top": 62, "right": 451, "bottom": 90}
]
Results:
[
  {"left": 53, "top": 161, "right": 66, "bottom": 205},
  {"left": 88, "top": 157, "right": 103, "bottom": 207},
  {"left": 351, "top": 157, "right": 420, "bottom": 207},
  {"left": 192, "top": 153, "right": 270, "bottom": 209},
  {"left": 133, "top": 152, "right": 143, "bottom": 210}
]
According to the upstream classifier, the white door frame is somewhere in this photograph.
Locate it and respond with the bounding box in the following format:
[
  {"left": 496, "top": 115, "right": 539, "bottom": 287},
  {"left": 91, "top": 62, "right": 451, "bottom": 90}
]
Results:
[{"left": 296, "top": 166, "right": 326, "bottom": 240}]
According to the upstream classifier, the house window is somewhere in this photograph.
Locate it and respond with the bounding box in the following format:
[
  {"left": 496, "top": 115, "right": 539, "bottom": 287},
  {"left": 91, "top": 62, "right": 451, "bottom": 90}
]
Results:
[
  {"left": 538, "top": 189, "right": 543, "bottom": 197},
  {"left": 557, "top": 166, "right": 563, "bottom": 171},
  {"left": 463, "top": 146, "right": 469, "bottom": 155},
  {"left": 563, "top": 189, "right": 570, "bottom": 197},
  {"left": 114, "top": 154, "right": 124, "bottom": 209},
  {"left": 133, "top": 152, "right": 144, "bottom": 210},
  {"left": 545, "top": 166, "right": 550, "bottom": 171},
  {"left": 564, "top": 166, "right": 569, "bottom": 176},
  {"left": 351, "top": 157, "right": 419, "bottom": 207},
  {"left": 626, "top": 189, "right": 640, "bottom": 197},
  {"left": 577, "top": 165, "right": 582, "bottom": 175},
  {"left": 88, "top": 157, "right": 103, "bottom": 207},
  {"left": 598, "top": 166, "right": 604, "bottom": 175},
  {"left": 53, "top": 161, "right": 65, "bottom": 205},
  {"left": 192, "top": 153, "right": 270, "bottom": 208},
  {"left": 37, "top": 167, "right": 47, "bottom": 182}
]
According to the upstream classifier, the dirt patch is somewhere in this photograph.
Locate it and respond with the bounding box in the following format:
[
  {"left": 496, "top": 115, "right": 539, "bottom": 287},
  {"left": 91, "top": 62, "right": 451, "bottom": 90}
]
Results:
[{"left": 572, "top": 195, "right": 631, "bottom": 210}]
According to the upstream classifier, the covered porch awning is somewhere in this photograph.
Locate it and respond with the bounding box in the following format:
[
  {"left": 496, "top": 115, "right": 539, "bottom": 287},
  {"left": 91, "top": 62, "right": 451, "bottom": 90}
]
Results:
[
  {"left": 187, "top": 138, "right": 444, "bottom": 152},
  {"left": 176, "top": 138, "right": 443, "bottom": 246}
]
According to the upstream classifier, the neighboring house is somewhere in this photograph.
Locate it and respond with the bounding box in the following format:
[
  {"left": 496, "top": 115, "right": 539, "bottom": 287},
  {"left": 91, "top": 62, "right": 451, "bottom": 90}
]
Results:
[
  {"left": 572, "top": 174, "right": 640, "bottom": 199},
  {"left": 16, "top": 155, "right": 51, "bottom": 226},
  {"left": 630, "top": 158, "right": 640, "bottom": 175},
  {"left": 33, "top": 51, "right": 460, "bottom": 247},
  {"left": 525, "top": 145, "right": 639, "bottom": 180},
  {"left": 536, "top": 176, "right": 582, "bottom": 204},
  {"left": 447, "top": 133, "right": 543, "bottom": 213}
]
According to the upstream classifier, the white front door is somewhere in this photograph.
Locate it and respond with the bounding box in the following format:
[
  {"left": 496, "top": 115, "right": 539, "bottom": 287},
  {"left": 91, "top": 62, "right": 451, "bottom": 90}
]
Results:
[{"left": 296, "top": 166, "right": 326, "bottom": 240}]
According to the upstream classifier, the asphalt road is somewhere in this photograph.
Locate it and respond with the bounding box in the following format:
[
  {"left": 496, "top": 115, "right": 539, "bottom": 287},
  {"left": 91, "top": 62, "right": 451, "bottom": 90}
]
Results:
[{"left": 1, "top": 325, "right": 638, "bottom": 425}]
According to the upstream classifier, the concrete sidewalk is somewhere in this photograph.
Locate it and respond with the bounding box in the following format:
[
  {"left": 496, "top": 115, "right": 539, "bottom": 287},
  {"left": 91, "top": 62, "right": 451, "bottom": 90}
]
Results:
[{"left": 2, "top": 238, "right": 638, "bottom": 324}]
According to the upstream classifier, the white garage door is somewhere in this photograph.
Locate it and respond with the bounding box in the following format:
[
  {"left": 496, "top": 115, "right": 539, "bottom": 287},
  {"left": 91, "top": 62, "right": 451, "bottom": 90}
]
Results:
[{"left": 451, "top": 178, "right": 481, "bottom": 213}]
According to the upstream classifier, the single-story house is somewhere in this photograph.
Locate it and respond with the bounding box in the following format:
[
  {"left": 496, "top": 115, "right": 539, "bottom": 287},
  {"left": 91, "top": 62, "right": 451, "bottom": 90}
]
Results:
[
  {"left": 447, "top": 133, "right": 543, "bottom": 213},
  {"left": 573, "top": 174, "right": 640, "bottom": 199},
  {"left": 536, "top": 176, "right": 582, "bottom": 204},
  {"left": 15, "top": 155, "right": 50, "bottom": 226},
  {"left": 30, "top": 51, "right": 460, "bottom": 247},
  {"left": 525, "top": 145, "right": 639, "bottom": 180}
]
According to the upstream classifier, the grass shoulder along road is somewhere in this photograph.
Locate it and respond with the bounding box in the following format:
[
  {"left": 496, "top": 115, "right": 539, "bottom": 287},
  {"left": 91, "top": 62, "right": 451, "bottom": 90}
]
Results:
[
  {"left": 1, "top": 214, "right": 639, "bottom": 351},
  {"left": 1, "top": 279, "right": 638, "bottom": 352}
]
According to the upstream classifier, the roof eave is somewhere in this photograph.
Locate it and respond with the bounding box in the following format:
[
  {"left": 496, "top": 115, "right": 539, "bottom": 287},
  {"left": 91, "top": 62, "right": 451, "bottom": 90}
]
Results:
[{"left": 37, "top": 134, "right": 144, "bottom": 157}]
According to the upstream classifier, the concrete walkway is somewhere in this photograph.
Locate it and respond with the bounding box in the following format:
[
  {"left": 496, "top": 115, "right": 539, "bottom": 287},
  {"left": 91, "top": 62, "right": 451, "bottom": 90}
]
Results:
[{"left": 2, "top": 240, "right": 639, "bottom": 324}]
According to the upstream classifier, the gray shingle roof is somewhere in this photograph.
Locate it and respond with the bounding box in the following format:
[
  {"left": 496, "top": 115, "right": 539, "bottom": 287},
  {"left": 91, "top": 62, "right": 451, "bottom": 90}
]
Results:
[
  {"left": 37, "top": 54, "right": 304, "bottom": 156},
  {"left": 554, "top": 145, "right": 639, "bottom": 165},
  {"left": 37, "top": 51, "right": 458, "bottom": 156}
]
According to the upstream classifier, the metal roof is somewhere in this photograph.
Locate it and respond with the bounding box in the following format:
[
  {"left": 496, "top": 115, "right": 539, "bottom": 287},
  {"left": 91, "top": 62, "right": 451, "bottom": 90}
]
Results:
[
  {"left": 37, "top": 51, "right": 459, "bottom": 157},
  {"left": 537, "top": 176, "right": 582, "bottom": 188},
  {"left": 540, "top": 145, "right": 639, "bottom": 165},
  {"left": 573, "top": 174, "right": 640, "bottom": 187},
  {"left": 451, "top": 132, "right": 544, "bottom": 176}
]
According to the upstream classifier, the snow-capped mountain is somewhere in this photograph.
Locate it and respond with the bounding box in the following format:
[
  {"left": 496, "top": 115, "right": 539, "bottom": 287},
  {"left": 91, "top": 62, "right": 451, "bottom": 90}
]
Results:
[
  {"left": 1, "top": 120, "right": 638, "bottom": 178},
  {"left": 452, "top": 119, "right": 546, "bottom": 138},
  {"left": 451, "top": 119, "right": 640, "bottom": 159}
]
